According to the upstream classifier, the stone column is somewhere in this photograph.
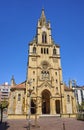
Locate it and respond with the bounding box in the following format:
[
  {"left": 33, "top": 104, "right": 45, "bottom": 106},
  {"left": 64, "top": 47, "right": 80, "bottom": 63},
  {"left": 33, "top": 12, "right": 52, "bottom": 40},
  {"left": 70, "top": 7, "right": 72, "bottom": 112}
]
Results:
[
  {"left": 61, "top": 97, "right": 65, "bottom": 114},
  {"left": 37, "top": 97, "right": 42, "bottom": 115},
  {"left": 50, "top": 97, "right": 56, "bottom": 114},
  {"left": 24, "top": 95, "right": 27, "bottom": 114}
]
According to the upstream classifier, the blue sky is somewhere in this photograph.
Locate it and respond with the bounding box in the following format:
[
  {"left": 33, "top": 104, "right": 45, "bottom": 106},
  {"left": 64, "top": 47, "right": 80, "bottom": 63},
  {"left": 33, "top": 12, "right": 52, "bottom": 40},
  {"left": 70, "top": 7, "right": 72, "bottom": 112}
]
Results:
[{"left": 0, "top": 0, "right": 84, "bottom": 86}]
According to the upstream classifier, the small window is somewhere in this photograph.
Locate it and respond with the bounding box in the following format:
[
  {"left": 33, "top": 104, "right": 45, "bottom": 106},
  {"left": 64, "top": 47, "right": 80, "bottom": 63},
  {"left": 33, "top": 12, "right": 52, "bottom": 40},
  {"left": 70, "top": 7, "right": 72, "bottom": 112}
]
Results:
[
  {"left": 53, "top": 48, "right": 56, "bottom": 55},
  {"left": 33, "top": 71, "right": 35, "bottom": 74},
  {"left": 55, "top": 72, "right": 57, "bottom": 75},
  {"left": 18, "top": 94, "right": 21, "bottom": 101},
  {"left": 33, "top": 47, "right": 36, "bottom": 53},
  {"left": 56, "top": 87, "right": 58, "bottom": 91},
  {"left": 33, "top": 79, "right": 35, "bottom": 82},
  {"left": 56, "top": 79, "right": 58, "bottom": 83},
  {"left": 67, "top": 95, "right": 70, "bottom": 103}
]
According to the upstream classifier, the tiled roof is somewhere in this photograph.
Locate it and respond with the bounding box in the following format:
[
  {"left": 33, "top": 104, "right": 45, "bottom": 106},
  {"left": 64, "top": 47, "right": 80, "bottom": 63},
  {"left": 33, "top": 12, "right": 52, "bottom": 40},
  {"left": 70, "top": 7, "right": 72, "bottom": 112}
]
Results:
[{"left": 11, "top": 81, "right": 26, "bottom": 90}]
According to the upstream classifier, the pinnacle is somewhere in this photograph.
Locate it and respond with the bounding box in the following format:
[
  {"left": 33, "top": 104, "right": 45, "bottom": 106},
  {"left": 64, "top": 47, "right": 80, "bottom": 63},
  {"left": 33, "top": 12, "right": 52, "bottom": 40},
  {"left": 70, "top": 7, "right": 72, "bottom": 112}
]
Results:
[{"left": 40, "top": 9, "right": 46, "bottom": 26}]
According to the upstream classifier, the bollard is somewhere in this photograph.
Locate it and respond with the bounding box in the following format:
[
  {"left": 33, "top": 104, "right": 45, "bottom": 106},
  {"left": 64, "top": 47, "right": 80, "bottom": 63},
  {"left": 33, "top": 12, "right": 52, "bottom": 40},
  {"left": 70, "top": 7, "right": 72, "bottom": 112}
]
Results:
[{"left": 63, "top": 123, "right": 65, "bottom": 130}]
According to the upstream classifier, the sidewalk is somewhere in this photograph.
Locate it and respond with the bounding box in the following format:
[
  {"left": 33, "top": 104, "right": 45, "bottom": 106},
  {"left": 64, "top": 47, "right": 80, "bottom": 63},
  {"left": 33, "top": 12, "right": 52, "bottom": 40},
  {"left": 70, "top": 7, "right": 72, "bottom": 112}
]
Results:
[{"left": 0, "top": 117, "right": 84, "bottom": 130}]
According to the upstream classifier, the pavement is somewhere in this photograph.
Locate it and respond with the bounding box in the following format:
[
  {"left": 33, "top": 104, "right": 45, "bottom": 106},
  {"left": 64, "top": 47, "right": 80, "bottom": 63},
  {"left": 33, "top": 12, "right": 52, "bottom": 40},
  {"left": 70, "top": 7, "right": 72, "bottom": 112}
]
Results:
[{"left": 0, "top": 117, "right": 84, "bottom": 130}]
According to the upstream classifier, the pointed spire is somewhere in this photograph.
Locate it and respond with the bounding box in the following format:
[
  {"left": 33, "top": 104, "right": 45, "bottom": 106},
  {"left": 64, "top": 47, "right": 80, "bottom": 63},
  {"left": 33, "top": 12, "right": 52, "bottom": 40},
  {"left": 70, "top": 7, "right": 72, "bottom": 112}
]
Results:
[
  {"left": 40, "top": 9, "right": 46, "bottom": 26},
  {"left": 41, "top": 8, "right": 46, "bottom": 20},
  {"left": 69, "top": 80, "right": 72, "bottom": 89},
  {"left": 11, "top": 75, "right": 16, "bottom": 86}
]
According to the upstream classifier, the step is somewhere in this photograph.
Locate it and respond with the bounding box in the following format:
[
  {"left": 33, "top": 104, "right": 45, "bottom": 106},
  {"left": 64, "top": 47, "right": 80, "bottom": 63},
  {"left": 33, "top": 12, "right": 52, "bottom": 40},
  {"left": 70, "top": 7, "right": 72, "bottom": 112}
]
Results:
[{"left": 39, "top": 114, "right": 61, "bottom": 118}]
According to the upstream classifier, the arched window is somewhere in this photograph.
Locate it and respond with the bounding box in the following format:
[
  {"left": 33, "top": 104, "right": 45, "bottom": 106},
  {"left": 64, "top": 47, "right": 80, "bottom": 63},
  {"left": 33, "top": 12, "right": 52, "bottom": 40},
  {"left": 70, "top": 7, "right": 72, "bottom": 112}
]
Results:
[
  {"left": 33, "top": 46, "right": 36, "bottom": 53},
  {"left": 67, "top": 95, "right": 70, "bottom": 103},
  {"left": 18, "top": 94, "right": 21, "bottom": 101},
  {"left": 41, "top": 48, "right": 43, "bottom": 54},
  {"left": 41, "top": 71, "right": 49, "bottom": 79},
  {"left": 56, "top": 79, "right": 58, "bottom": 83},
  {"left": 53, "top": 48, "right": 56, "bottom": 55},
  {"left": 47, "top": 48, "right": 49, "bottom": 54},
  {"left": 44, "top": 48, "right": 46, "bottom": 54},
  {"left": 42, "top": 32, "right": 47, "bottom": 43},
  {"left": 55, "top": 72, "right": 57, "bottom": 75}
]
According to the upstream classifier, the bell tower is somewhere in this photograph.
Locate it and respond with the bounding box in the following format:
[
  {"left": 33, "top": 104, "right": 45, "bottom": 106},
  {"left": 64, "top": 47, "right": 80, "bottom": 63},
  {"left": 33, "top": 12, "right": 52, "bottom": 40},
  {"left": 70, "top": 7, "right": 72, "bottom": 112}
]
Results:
[{"left": 26, "top": 9, "right": 64, "bottom": 115}]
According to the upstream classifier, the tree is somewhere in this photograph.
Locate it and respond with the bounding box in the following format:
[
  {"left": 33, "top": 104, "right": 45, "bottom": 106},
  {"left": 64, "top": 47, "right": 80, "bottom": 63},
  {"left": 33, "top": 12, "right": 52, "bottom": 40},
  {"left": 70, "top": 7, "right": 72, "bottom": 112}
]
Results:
[
  {"left": 78, "top": 101, "right": 84, "bottom": 112},
  {"left": 81, "top": 102, "right": 84, "bottom": 112},
  {"left": 0, "top": 100, "right": 9, "bottom": 123}
]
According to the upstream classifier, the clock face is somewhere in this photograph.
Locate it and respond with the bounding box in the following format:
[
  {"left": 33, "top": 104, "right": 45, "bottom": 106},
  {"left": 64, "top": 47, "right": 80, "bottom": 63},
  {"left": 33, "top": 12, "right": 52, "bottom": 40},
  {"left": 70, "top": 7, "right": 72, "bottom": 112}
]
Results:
[{"left": 42, "top": 26, "right": 46, "bottom": 31}]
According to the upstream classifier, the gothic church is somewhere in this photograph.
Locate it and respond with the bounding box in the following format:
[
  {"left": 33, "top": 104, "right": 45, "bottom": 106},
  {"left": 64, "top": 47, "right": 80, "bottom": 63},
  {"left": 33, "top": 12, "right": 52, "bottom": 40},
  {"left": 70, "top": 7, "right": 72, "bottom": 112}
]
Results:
[{"left": 8, "top": 9, "right": 77, "bottom": 117}]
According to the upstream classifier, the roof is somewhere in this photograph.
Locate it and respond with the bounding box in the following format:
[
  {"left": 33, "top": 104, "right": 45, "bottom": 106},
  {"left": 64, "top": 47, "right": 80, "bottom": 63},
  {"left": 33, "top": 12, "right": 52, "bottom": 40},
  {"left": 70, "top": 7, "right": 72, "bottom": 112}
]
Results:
[
  {"left": 80, "top": 86, "right": 84, "bottom": 89},
  {"left": 64, "top": 85, "right": 73, "bottom": 91},
  {"left": 11, "top": 81, "right": 26, "bottom": 90},
  {"left": 72, "top": 85, "right": 84, "bottom": 90}
]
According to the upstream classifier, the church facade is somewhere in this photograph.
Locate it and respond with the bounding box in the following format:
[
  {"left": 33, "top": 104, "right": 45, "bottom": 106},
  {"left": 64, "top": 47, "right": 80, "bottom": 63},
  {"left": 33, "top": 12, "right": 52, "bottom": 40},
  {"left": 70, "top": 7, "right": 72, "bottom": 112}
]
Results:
[{"left": 8, "top": 9, "right": 77, "bottom": 117}]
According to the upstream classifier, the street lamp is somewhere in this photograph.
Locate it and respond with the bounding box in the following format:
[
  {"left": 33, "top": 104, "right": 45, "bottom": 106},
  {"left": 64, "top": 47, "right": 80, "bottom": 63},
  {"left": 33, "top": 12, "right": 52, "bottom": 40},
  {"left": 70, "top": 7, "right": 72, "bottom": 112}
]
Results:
[
  {"left": 28, "top": 88, "right": 33, "bottom": 130},
  {"left": 27, "top": 79, "right": 33, "bottom": 130}
]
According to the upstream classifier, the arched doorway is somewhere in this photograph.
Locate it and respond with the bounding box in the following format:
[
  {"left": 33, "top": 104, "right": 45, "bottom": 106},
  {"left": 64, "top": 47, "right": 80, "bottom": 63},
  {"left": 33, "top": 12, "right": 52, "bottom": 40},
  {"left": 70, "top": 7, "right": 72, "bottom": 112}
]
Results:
[
  {"left": 42, "top": 90, "right": 51, "bottom": 114},
  {"left": 55, "top": 100, "right": 60, "bottom": 114}
]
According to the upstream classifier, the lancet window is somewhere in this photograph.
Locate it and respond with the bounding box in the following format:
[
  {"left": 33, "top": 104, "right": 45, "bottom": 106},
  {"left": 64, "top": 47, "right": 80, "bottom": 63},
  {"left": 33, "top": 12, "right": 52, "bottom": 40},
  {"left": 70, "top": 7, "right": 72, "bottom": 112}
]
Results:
[
  {"left": 33, "top": 46, "right": 36, "bottom": 53},
  {"left": 53, "top": 48, "right": 56, "bottom": 55},
  {"left": 42, "top": 32, "right": 47, "bottom": 43}
]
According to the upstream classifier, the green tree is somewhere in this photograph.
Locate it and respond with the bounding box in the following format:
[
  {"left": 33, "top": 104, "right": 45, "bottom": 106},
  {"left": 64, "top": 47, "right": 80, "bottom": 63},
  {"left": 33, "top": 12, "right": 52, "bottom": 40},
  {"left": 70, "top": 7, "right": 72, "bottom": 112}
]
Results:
[
  {"left": 0, "top": 100, "right": 9, "bottom": 123},
  {"left": 78, "top": 101, "right": 84, "bottom": 112},
  {"left": 81, "top": 101, "right": 84, "bottom": 111}
]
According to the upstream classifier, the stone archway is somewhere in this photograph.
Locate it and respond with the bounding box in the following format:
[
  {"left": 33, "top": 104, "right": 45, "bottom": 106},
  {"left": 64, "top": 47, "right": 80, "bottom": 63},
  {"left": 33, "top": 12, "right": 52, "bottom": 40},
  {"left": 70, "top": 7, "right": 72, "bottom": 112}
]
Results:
[{"left": 42, "top": 90, "right": 51, "bottom": 114}]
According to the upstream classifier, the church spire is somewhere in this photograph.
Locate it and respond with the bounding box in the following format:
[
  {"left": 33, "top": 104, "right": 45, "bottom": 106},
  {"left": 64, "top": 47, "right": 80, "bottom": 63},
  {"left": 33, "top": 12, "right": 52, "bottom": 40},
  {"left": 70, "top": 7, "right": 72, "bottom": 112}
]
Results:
[
  {"left": 11, "top": 75, "right": 16, "bottom": 86},
  {"left": 39, "top": 8, "right": 46, "bottom": 26}
]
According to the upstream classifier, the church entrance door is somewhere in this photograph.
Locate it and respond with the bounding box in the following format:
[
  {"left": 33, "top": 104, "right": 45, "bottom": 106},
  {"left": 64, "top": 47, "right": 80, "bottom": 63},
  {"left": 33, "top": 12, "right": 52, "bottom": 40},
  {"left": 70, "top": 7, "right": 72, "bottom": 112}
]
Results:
[{"left": 42, "top": 90, "right": 50, "bottom": 114}]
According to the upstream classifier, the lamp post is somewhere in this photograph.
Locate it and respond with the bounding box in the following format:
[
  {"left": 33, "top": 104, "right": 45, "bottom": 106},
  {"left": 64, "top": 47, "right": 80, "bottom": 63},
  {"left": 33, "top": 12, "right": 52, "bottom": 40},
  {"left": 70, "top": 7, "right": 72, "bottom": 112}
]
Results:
[
  {"left": 27, "top": 79, "right": 33, "bottom": 130},
  {"left": 72, "top": 80, "right": 79, "bottom": 113},
  {"left": 0, "top": 104, "right": 2, "bottom": 123}
]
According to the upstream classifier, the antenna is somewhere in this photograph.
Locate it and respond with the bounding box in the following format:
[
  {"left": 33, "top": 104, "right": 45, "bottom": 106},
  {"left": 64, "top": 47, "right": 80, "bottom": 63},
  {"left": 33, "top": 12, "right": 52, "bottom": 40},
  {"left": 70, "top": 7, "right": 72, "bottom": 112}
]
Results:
[{"left": 41, "top": 0, "right": 46, "bottom": 10}]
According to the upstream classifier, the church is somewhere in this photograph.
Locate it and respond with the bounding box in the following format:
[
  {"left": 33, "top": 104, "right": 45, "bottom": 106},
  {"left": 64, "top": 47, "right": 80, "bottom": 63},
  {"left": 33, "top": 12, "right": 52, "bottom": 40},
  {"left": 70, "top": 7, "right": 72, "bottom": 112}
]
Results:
[{"left": 8, "top": 9, "right": 77, "bottom": 117}]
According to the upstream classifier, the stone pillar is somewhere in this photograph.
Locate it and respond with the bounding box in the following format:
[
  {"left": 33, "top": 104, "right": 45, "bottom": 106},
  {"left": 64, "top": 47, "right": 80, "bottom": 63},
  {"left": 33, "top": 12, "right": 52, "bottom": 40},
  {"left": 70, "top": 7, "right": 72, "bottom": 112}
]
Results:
[
  {"left": 36, "top": 97, "right": 42, "bottom": 115},
  {"left": 27, "top": 96, "right": 30, "bottom": 115},
  {"left": 24, "top": 96, "right": 27, "bottom": 114},
  {"left": 50, "top": 98, "right": 56, "bottom": 114},
  {"left": 61, "top": 97, "right": 65, "bottom": 114}
]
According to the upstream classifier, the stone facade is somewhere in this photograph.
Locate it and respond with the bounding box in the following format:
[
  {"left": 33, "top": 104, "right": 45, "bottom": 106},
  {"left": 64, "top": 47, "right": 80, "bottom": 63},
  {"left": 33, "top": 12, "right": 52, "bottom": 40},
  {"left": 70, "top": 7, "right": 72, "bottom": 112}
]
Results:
[
  {"left": 8, "top": 82, "right": 26, "bottom": 114},
  {"left": 8, "top": 9, "right": 77, "bottom": 117}
]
